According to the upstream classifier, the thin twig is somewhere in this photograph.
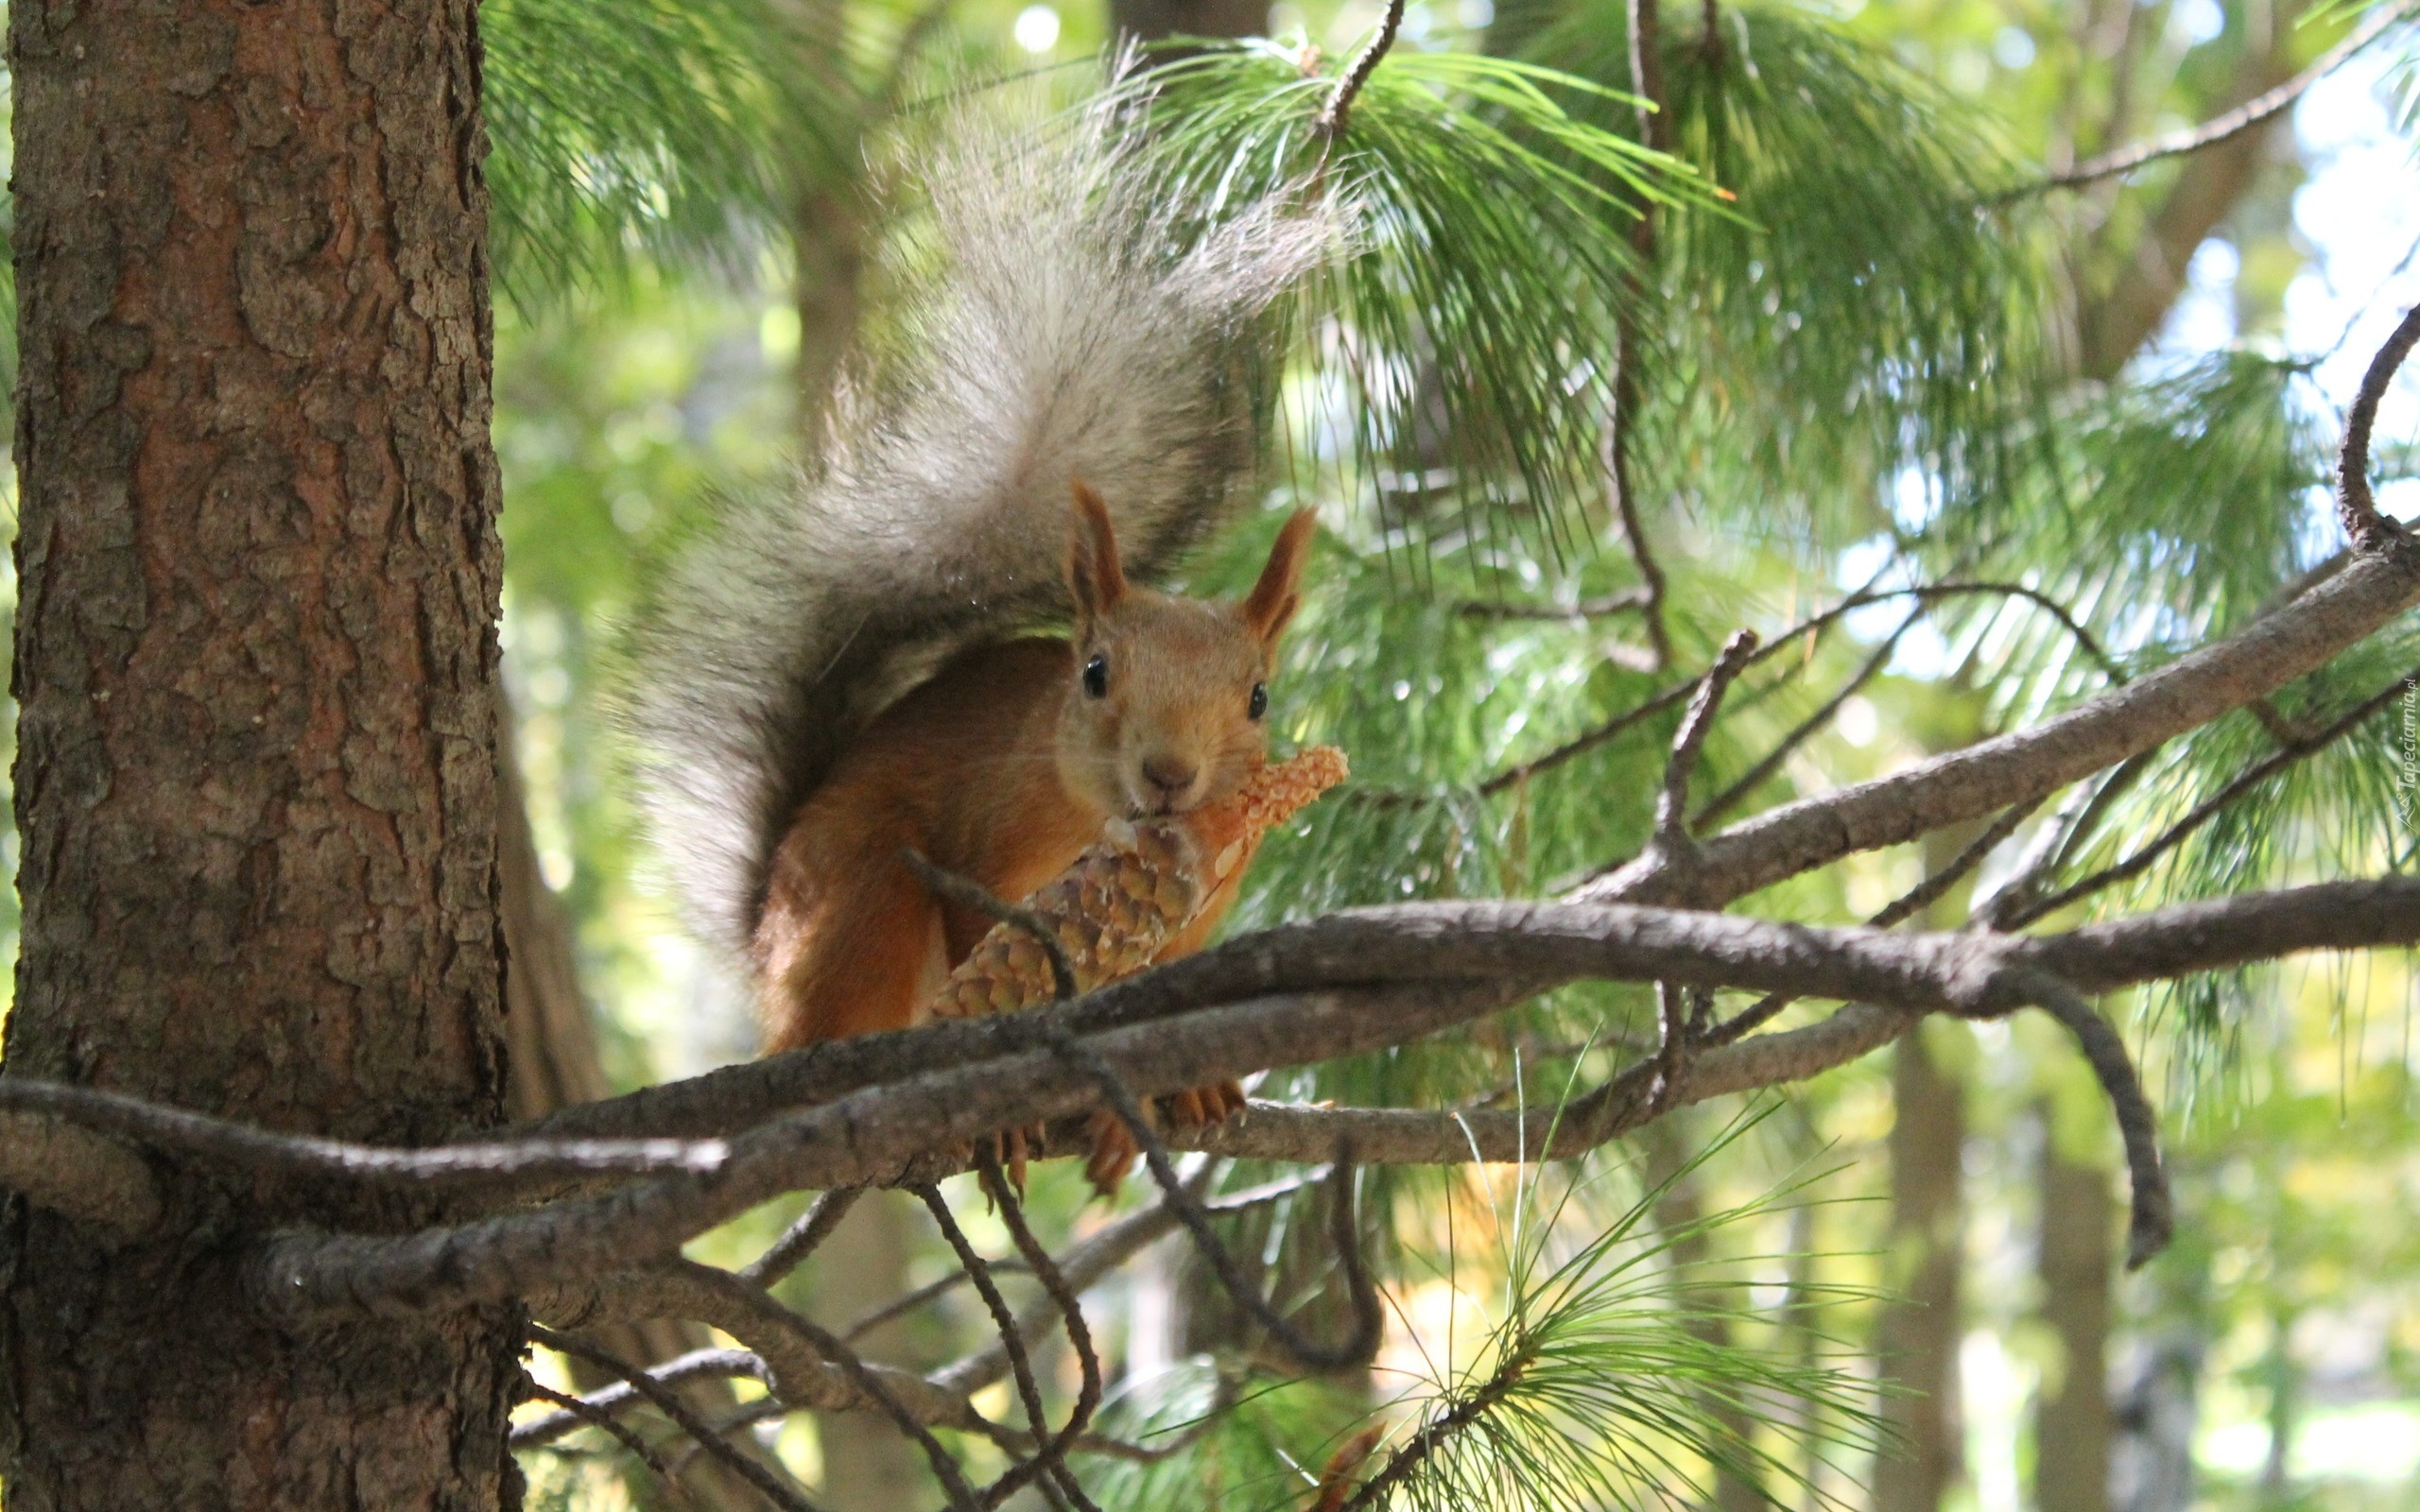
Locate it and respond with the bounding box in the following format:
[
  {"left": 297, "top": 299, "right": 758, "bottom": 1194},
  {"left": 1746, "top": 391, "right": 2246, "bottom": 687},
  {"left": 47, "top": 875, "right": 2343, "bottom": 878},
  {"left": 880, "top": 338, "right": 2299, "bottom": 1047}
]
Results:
[
  {"left": 1650, "top": 980, "right": 1691, "bottom": 1116},
  {"left": 1658, "top": 629, "right": 1760, "bottom": 845},
  {"left": 1700, "top": 793, "right": 2048, "bottom": 1049},
  {"left": 1476, "top": 673, "right": 1700, "bottom": 797},
  {"left": 2006, "top": 974, "right": 2173, "bottom": 1268},
  {"left": 2018, "top": 4, "right": 2412, "bottom": 195},
  {"left": 1998, "top": 669, "right": 2416, "bottom": 930},
  {"left": 1604, "top": 385, "right": 1675, "bottom": 671},
  {"left": 848, "top": 1259, "right": 1028, "bottom": 1344},
  {"left": 906, "top": 850, "right": 1077, "bottom": 1001},
  {"left": 1315, "top": 0, "right": 1409, "bottom": 137},
  {"left": 511, "top": 1349, "right": 773, "bottom": 1449},
  {"left": 1054, "top": 1030, "right": 1381, "bottom": 1371},
  {"left": 979, "top": 1150, "right": 1105, "bottom": 1505},
  {"left": 665, "top": 1399, "right": 790, "bottom": 1480},
  {"left": 1337, "top": 1349, "right": 1533, "bottom": 1511},
  {"left": 669, "top": 1263, "right": 987, "bottom": 1512},
  {"left": 0, "top": 1078, "right": 727, "bottom": 1196},
  {"left": 1694, "top": 576, "right": 2127, "bottom": 832},
  {"left": 1974, "top": 753, "right": 2155, "bottom": 930},
  {"left": 931, "top": 1163, "right": 1323, "bottom": 1398},
  {"left": 915, "top": 1184, "right": 1093, "bottom": 1511},
  {"left": 1873, "top": 797, "right": 2050, "bottom": 932},
  {"left": 1455, "top": 587, "right": 1653, "bottom": 621},
  {"left": 529, "top": 1325, "right": 824, "bottom": 1512},
  {"left": 742, "top": 1186, "right": 864, "bottom": 1287},
  {"left": 519, "top": 1376, "right": 688, "bottom": 1498},
  {"left": 1693, "top": 612, "right": 1909, "bottom": 830},
  {"left": 1461, "top": 575, "right": 2107, "bottom": 804},
  {"left": 2338, "top": 301, "right": 2420, "bottom": 551}
]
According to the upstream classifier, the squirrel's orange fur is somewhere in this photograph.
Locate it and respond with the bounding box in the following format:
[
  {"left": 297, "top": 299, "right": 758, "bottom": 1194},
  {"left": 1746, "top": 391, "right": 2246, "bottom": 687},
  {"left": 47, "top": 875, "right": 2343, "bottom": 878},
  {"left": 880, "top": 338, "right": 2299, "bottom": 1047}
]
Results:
[{"left": 755, "top": 482, "right": 1316, "bottom": 1055}]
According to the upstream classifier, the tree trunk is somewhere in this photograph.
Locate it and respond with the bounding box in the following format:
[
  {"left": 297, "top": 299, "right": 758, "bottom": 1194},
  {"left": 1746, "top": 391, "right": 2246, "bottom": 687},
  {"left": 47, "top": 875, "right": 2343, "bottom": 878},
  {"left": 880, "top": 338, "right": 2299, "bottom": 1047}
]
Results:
[
  {"left": 2110, "top": 1333, "right": 2203, "bottom": 1512},
  {"left": 794, "top": 182, "right": 863, "bottom": 457},
  {"left": 499, "top": 701, "right": 614, "bottom": 1123},
  {"left": 1873, "top": 1022, "right": 1966, "bottom": 1512},
  {"left": 2034, "top": 1099, "right": 2116, "bottom": 1512},
  {"left": 804, "top": 1192, "right": 935, "bottom": 1503},
  {"left": 2071, "top": 0, "right": 2310, "bottom": 378},
  {"left": 0, "top": 2, "right": 517, "bottom": 1506},
  {"left": 2256, "top": 1312, "right": 2299, "bottom": 1505}
]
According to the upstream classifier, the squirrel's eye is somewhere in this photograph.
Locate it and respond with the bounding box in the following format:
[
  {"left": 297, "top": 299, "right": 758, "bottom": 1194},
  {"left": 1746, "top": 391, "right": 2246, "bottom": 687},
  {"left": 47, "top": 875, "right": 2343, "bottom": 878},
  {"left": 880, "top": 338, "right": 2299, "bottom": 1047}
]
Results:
[
  {"left": 1248, "top": 682, "right": 1269, "bottom": 720},
  {"left": 1082, "top": 654, "right": 1109, "bottom": 698}
]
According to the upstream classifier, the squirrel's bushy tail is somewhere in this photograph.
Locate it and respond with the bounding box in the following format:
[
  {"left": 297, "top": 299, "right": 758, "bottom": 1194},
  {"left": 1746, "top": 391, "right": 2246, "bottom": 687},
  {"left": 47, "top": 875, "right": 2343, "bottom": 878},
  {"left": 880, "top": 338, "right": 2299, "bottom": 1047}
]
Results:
[{"left": 631, "top": 103, "right": 1331, "bottom": 959}]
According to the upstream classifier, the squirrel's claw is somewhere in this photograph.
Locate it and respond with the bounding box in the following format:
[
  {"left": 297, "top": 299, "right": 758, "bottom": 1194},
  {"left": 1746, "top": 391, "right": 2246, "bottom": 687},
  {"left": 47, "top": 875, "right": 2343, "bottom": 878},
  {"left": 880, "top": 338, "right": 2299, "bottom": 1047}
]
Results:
[
  {"left": 1082, "top": 1108, "right": 1137, "bottom": 1194},
  {"left": 1080, "top": 1083, "right": 1249, "bottom": 1197}
]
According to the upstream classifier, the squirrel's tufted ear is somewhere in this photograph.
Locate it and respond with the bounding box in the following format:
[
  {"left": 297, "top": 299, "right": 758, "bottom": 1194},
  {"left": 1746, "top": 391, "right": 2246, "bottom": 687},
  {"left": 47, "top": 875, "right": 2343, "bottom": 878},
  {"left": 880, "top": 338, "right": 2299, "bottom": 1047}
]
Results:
[
  {"left": 1068, "top": 479, "right": 1129, "bottom": 626},
  {"left": 1240, "top": 509, "right": 1316, "bottom": 646}
]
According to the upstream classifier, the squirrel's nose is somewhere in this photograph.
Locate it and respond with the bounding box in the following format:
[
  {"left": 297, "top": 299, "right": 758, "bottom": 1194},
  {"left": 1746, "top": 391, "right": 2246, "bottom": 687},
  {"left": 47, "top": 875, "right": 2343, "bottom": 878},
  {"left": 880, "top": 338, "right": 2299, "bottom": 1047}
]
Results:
[{"left": 1140, "top": 754, "right": 1200, "bottom": 806}]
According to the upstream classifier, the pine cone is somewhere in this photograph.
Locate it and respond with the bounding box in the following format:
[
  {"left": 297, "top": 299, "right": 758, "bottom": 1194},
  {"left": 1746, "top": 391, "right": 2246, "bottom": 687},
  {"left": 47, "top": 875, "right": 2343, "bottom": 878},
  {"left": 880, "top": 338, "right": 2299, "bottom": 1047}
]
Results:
[{"left": 924, "top": 747, "right": 1347, "bottom": 1189}]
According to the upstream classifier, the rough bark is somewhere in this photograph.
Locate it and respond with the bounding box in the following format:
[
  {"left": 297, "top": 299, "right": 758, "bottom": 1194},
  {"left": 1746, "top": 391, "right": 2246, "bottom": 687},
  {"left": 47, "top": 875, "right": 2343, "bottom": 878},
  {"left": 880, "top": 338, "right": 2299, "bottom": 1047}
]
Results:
[
  {"left": 2034, "top": 1100, "right": 2116, "bottom": 1512},
  {"left": 1873, "top": 1023, "right": 1966, "bottom": 1512},
  {"left": 0, "top": 1, "right": 516, "bottom": 1506}
]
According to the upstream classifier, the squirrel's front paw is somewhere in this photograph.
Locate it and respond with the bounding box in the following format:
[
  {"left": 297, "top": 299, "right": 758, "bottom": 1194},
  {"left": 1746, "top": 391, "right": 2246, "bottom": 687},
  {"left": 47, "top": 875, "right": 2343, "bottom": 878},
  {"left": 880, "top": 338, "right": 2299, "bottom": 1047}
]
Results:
[
  {"left": 1167, "top": 1079, "right": 1248, "bottom": 1128},
  {"left": 1080, "top": 1082, "right": 1248, "bottom": 1194}
]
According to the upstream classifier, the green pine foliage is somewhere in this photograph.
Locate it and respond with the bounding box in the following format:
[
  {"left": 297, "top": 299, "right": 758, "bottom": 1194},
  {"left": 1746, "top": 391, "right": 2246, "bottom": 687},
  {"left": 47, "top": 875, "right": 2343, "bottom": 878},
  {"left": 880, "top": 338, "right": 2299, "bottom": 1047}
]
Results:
[
  {"left": 1082, "top": 1117, "right": 1882, "bottom": 1512},
  {"left": 479, "top": 0, "right": 835, "bottom": 303},
  {"left": 1109, "top": 41, "right": 1714, "bottom": 572},
  {"left": 1508, "top": 1, "right": 2056, "bottom": 542}
]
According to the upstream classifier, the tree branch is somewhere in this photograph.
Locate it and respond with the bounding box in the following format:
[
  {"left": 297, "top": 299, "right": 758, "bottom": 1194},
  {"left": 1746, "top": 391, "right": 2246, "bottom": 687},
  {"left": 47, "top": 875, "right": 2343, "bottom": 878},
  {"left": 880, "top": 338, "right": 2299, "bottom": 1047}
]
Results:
[
  {"left": 2020, "top": 4, "right": 2413, "bottom": 195},
  {"left": 0, "top": 1108, "right": 163, "bottom": 1240},
  {"left": 512, "top": 1348, "right": 773, "bottom": 1449},
  {"left": 931, "top": 1165, "right": 1314, "bottom": 1396},
  {"left": 915, "top": 1183, "right": 1083, "bottom": 1510},
  {"left": 1692, "top": 610, "right": 1911, "bottom": 830},
  {"left": 1314, "top": 0, "right": 1409, "bottom": 138},
  {"left": 978, "top": 1152, "right": 1104, "bottom": 1497},
  {"left": 742, "top": 1185, "right": 863, "bottom": 1287},
  {"left": 1999, "top": 666, "right": 2415, "bottom": 928},
  {"left": 2338, "top": 301, "right": 2420, "bottom": 551},
  {"left": 1058, "top": 1031, "right": 1383, "bottom": 1372},
  {"left": 518, "top": 1377, "right": 687, "bottom": 1491},
  {"left": 531, "top": 1324, "right": 826, "bottom": 1512},
  {"left": 0, "top": 1077, "right": 729, "bottom": 1199},
  {"left": 548, "top": 1263, "right": 988, "bottom": 1509},
  {"left": 251, "top": 876, "right": 2420, "bottom": 1319},
  {"left": 1658, "top": 629, "right": 1759, "bottom": 847},
  {"left": 1581, "top": 534, "right": 2420, "bottom": 906},
  {"left": 2014, "top": 973, "right": 2173, "bottom": 1268}
]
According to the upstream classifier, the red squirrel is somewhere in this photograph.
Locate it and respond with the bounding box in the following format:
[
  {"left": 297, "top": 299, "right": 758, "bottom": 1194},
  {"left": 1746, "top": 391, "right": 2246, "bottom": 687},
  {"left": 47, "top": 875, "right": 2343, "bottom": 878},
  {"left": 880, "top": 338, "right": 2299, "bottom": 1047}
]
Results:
[
  {"left": 754, "top": 484, "right": 1314, "bottom": 1050},
  {"left": 631, "top": 110, "right": 1331, "bottom": 1091}
]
